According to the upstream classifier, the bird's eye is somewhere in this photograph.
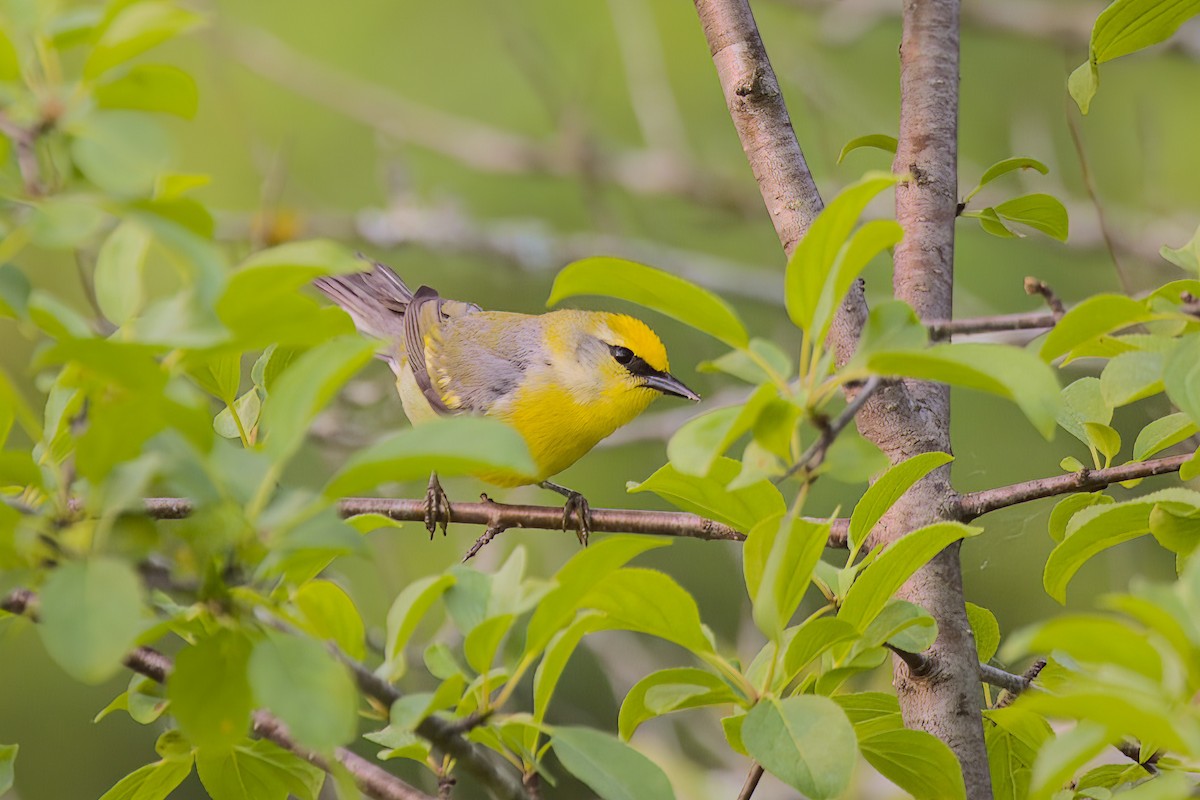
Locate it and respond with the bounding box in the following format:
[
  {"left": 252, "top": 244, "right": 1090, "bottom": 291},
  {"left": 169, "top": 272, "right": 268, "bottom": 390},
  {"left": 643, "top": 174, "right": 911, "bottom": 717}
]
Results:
[{"left": 610, "top": 346, "right": 635, "bottom": 365}]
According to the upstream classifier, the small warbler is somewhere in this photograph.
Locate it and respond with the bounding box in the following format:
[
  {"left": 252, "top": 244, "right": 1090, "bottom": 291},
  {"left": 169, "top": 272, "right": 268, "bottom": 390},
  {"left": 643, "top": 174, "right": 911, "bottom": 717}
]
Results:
[{"left": 315, "top": 261, "right": 699, "bottom": 544}]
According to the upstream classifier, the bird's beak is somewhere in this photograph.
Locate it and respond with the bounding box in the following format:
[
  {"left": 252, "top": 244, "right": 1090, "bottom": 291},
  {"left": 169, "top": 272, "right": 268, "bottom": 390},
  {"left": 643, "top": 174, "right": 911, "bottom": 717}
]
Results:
[{"left": 643, "top": 371, "right": 701, "bottom": 402}]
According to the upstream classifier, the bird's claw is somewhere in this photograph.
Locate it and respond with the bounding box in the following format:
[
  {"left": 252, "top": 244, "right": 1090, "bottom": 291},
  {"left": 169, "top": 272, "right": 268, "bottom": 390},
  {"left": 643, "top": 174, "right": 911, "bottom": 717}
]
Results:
[
  {"left": 561, "top": 491, "right": 592, "bottom": 548},
  {"left": 424, "top": 472, "right": 452, "bottom": 539}
]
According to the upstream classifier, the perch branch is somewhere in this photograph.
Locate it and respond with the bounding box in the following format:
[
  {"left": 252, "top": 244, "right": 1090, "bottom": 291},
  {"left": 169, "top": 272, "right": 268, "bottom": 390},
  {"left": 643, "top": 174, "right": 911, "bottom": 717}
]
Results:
[
  {"left": 0, "top": 590, "right": 435, "bottom": 800},
  {"left": 956, "top": 453, "right": 1190, "bottom": 520}
]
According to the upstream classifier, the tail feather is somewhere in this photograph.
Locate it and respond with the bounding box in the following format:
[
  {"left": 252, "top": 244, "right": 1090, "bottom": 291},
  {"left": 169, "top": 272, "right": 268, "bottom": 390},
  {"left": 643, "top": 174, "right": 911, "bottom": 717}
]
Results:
[{"left": 313, "top": 259, "right": 414, "bottom": 341}]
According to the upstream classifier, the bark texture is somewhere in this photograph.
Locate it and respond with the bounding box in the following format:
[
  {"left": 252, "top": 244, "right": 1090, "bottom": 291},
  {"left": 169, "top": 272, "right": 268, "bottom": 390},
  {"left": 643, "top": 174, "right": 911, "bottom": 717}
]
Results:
[{"left": 693, "top": 0, "right": 993, "bottom": 797}]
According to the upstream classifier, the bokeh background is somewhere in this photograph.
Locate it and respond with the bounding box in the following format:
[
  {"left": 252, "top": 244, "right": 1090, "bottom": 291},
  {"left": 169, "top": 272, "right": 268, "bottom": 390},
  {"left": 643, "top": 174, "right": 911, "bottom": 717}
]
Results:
[{"left": 2, "top": 0, "right": 1199, "bottom": 796}]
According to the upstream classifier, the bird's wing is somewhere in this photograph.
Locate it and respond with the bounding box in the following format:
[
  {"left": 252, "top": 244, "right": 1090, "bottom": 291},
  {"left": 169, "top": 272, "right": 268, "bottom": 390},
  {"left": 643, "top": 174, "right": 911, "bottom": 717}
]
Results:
[
  {"left": 403, "top": 287, "right": 456, "bottom": 414},
  {"left": 425, "top": 312, "right": 543, "bottom": 415}
]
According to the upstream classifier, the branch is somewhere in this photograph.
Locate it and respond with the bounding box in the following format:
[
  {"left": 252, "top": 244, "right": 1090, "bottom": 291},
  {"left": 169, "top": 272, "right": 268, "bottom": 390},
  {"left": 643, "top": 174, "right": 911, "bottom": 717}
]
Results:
[
  {"left": 0, "top": 111, "right": 45, "bottom": 196},
  {"left": 778, "top": 377, "right": 883, "bottom": 482},
  {"left": 994, "top": 658, "right": 1047, "bottom": 709},
  {"left": 0, "top": 590, "right": 434, "bottom": 800},
  {"left": 956, "top": 454, "right": 1190, "bottom": 520},
  {"left": 979, "top": 662, "right": 1037, "bottom": 695},
  {"left": 736, "top": 763, "right": 764, "bottom": 800},
  {"left": 137, "top": 495, "right": 852, "bottom": 548},
  {"left": 692, "top": 0, "right": 824, "bottom": 252},
  {"left": 255, "top": 610, "right": 528, "bottom": 800}
]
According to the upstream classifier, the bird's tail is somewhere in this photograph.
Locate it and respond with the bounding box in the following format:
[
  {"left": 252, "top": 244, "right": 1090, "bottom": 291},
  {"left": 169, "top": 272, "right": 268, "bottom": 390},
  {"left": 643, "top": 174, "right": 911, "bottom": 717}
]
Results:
[{"left": 313, "top": 258, "right": 414, "bottom": 341}]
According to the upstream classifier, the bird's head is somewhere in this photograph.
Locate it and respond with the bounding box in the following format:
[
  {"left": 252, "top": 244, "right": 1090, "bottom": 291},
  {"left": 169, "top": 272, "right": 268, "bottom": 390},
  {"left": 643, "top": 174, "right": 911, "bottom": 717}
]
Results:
[{"left": 579, "top": 313, "right": 700, "bottom": 404}]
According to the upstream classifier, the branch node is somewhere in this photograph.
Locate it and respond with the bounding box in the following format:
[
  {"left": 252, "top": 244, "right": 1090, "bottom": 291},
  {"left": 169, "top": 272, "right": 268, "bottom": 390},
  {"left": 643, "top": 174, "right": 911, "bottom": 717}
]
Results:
[{"left": 887, "top": 644, "right": 935, "bottom": 679}]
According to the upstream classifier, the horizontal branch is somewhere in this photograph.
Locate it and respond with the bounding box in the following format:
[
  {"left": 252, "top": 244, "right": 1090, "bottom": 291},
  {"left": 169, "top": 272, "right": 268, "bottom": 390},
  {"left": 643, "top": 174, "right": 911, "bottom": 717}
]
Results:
[
  {"left": 956, "top": 453, "right": 1190, "bottom": 520},
  {"left": 927, "top": 310, "right": 1058, "bottom": 340},
  {"left": 979, "top": 662, "right": 1034, "bottom": 695},
  {"left": 0, "top": 590, "right": 433, "bottom": 800}
]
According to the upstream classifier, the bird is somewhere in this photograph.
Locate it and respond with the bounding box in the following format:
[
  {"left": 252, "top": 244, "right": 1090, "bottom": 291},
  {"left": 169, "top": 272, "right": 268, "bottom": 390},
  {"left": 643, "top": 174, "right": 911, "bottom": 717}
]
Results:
[{"left": 314, "top": 260, "right": 700, "bottom": 545}]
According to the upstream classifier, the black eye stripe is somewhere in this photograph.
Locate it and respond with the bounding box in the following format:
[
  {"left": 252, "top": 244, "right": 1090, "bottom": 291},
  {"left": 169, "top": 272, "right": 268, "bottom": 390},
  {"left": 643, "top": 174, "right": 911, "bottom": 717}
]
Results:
[
  {"left": 608, "top": 344, "right": 657, "bottom": 377},
  {"left": 610, "top": 345, "right": 634, "bottom": 365}
]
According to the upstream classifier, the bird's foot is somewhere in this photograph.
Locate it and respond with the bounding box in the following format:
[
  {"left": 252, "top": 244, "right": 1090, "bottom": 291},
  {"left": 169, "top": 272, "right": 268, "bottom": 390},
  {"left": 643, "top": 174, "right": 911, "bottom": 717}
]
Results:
[
  {"left": 424, "top": 472, "right": 452, "bottom": 539},
  {"left": 539, "top": 481, "right": 592, "bottom": 547}
]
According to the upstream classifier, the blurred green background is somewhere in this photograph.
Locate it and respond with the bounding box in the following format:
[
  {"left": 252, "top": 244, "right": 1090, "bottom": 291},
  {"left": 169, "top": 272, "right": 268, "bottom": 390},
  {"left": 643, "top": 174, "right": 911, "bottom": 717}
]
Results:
[{"left": 2, "top": 0, "right": 1197, "bottom": 796}]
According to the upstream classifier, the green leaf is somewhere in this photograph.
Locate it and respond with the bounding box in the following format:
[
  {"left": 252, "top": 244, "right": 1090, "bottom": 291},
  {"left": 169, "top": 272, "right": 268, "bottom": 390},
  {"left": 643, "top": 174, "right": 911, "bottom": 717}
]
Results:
[
  {"left": 1005, "top": 615, "right": 1162, "bottom": 680},
  {"left": 213, "top": 389, "right": 261, "bottom": 441},
  {"left": 837, "top": 134, "right": 898, "bottom": 164},
  {"left": 1083, "top": 422, "right": 1121, "bottom": 465},
  {"left": 863, "top": 599, "right": 938, "bottom": 653},
  {"left": 1161, "top": 224, "right": 1200, "bottom": 273},
  {"left": 0, "top": 26, "right": 20, "bottom": 81},
  {"left": 258, "top": 335, "right": 377, "bottom": 462},
  {"left": 293, "top": 579, "right": 367, "bottom": 661},
  {"left": 1069, "top": 60, "right": 1100, "bottom": 114},
  {"left": 1048, "top": 493, "right": 1113, "bottom": 543},
  {"left": 1029, "top": 722, "right": 1112, "bottom": 798},
  {"left": 782, "top": 617, "right": 860, "bottom": 681},
  {"left": 810, "top": 219, "right": 904, "bottom": 346},
  {"left": 742, "top": 695, "right": 856, "bottom": 800},
  {"left": 547, "top": 257, "right": 749, "bottom": 348},
  {"left": 581, "top": 567, "right": 713, "bottom": 654},
  {"left": 553, "top": 726, "right": 677, "bottom": 800},
  {"left": 0, "top": 744, "right": 16, "bottom": 795},
  {"left": 785, "top": 172, "right": 900, "bottom": 335},
  {"left": 1100, "top": 351, "right": 1165, "bottom": 407},
  {"left": 965, "top": 602, "right": 1000, "bottom": 663},
  {"left": 38, "top": 558, "right": 145, "bottom": 683},
  {"left": 168, "top": 630, "right": 253, "bottom": 750},
  {"left": 1134, "top": 413, "right": 1197, "bottom": 461},
  {"left": 0, "top": 264, "right": 31, "bottom": 321},
  {"left": 966, "top": 207, "right": 1018, "bottom": 238},
  {"left": 667, "top": 384, "right": 776, "bottom": 478},
  {"left": 29, "top": 198, "right": 106, "bottom": 248},
  {"left": 195, "top": 739, "right": 323, "bottom": 800},
  {"left": 628, "top": 457, "right": 786, "bottom": 531},
  {"left": 94, "top": 220, "right": 153, "bottom": 326},
  {"left": 1091, "top": 0, "right": 1200, "bottom": 64},
  {"left": 985, "top": 707, "right": 1053, "bottom": 800},
  {"left": 381, "top": 574, "right": 456, "bottom": 682},
  {"left": 698, "top": 338, "right": 793, "bottom": 384},
  {"left": 94, "top": 64, "right": 198, "bottom": 118},
  {"left": 839, "top": 522, "right": 980, "bottom": 630},
  {"left": 619, "top": 668, "right": 739, "bottom": 740},
  {"left": 1057, "top": 378, "right": 1112, "bottom": 447},
  {"left": 860, "top": 728, "right": 966, "bottom": 800},
  {"left": 865, "top": 344, "right": 1061, "bottom": 439},
  {"left": 965, "top": 157, "right": 1050, "bottom": 202},
  {"left": 1040, "top": 295, "right": 1157, "bottom": 363},
  {"left": 248, "top": 632, "right": 358, "bottom": 750},
  {"left": 98, "top": 759, "right": 193, "bottom": 800},
  {"left": 70, "top": 112, "right": 173, "bottom": 196},
  {"left": 1165, "top": 333, "right": 1200, "bottom": 426},
  {"left": 325, "top": 416, "right": 537, "bottom": 496},
  {"left": 525, "top": 536, "right": 669, "bottom": 657},
  {"left": 992, "top": 194, "right": 1069, "bottom": 241},
  {"left": 746, "top": 515, "right": 830, "bottom": 639},
  {"left": 183, "top": 353, "right": 241, "bottom": 405},
  {"left": 463, "top": 614, "right": 514, "bottom": 674},
  {"left": 84, "top": 2, "right": 204, "bottom": 78},
  {"left": 216, "top": 240, "right": 361, "bottom": 349},
  {"left": 534, "top": 613, "right": 616, "bottom": 724},
  {"left": 849, "top": 452, "right": 954, "bottom": 553},
  {"left": 1043, "top": 488, "right": 1200, "bottom": 602}
]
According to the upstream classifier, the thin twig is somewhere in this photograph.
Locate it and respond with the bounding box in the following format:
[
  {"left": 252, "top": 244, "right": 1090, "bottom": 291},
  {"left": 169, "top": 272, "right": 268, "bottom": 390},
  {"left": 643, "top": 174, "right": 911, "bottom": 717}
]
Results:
[
  {"left": 778, "top": 377, "right": 883, "bottom": 483},
  {"left": 1066, "top": 107, "right": 1132, "bottom": 294},
  {"left": 957, "top": 453, "right": 1190, "bottom": 520},
  {"left": 1, "top": 590, "right": 435, "bottom": 800},
  {"left": 994, "top": 658, "right": 1046, "bottom": 709},
  {"left": 258, "top": 610, "right": 530, "bottom": 800},
  {"left": 979, "top": 662, "right": 1037, "bottom": 695},
  {"left": 736, "top": 763, "right": 764, "bottom": 800},
  {"left": 1024, "top": 277, "right": 1065, "bottom": 317},
  {"left": 0, "top": 111, "right": 45, "bottom": 196}
]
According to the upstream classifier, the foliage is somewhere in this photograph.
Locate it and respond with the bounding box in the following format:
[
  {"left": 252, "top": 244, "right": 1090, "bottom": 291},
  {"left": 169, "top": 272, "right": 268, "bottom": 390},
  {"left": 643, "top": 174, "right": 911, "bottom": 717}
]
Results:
[{"left": 1, "top": 0, "right": 1200, "bottom": 797}]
